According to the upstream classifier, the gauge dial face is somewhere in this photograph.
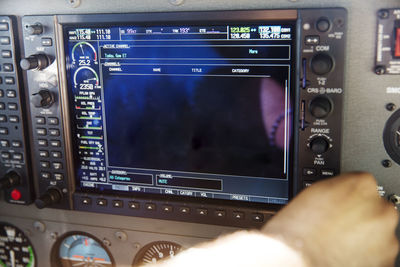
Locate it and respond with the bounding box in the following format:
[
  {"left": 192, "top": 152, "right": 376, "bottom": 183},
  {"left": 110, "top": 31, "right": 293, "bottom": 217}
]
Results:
[
  {"left": 71, "top": 41, "right": 98, "bottom": 64},
  {"left": 133, "top": 241, "right": 182, "bottom": 266},
  {"left": 0, "top": 222, "right": 36, "bottom": 267},
  {"left": 55, "top": 233, "right": 114, "bottom": 267}
]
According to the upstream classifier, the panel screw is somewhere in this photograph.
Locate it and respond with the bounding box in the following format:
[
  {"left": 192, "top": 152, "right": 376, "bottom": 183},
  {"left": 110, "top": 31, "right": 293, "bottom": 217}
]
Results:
[
  {"left": 33, "top": 221, "right": 46, "bottom": 233},
  {"left": 378, "top": 9, "right": 390, "bottom": 19},
  {"left": 382, "top": 159, "right": 392, "bottom": 168},
  {"left": 67, "top": 0, "right": 81, "bottom": 8},
  {"left": 386, "top": 103, "right": 396, "bottom": 112},
  {"left": 50, "top": 232, "right": 58, "bottom": 240},
  {"left": 169, "top": 0, "right": 184, "bottom": 6},
  {"left": 103, "top": 238, "right": 112, "bottom": 246},
  {"left": 114, "top": 230, "right": 128, "bottom": 242},
  {"left": 374, "top": 65, "right": 386, "bottom": 75}
]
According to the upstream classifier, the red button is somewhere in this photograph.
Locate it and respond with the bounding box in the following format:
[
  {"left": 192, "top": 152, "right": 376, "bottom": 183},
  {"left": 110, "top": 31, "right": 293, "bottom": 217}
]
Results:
[{"left": 11, "top": 189, "right": 21, "bottom": 200}]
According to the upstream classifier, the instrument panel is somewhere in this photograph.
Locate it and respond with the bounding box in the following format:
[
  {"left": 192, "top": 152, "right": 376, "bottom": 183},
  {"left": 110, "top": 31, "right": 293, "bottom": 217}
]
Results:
[{"left": 1, "top": 0, "right": 400, "bottom": 266}]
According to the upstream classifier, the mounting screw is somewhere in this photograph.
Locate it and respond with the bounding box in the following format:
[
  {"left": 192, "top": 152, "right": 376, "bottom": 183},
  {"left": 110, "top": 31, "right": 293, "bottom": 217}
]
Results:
[
  {"left": 50, "top": 232, "right": 58, "bottom": 240},
  {"left": 67, "top": 0, "right": 81, "bottom": 8},
  {"left": 386, "top": 103, "right": 396, "bottom": 112},
  {"left": 378, "top": 9, "right": 390, "bottom": 19},
  {"left": 133, "top": 242, "right": 141, "bottom": 249},
  {"left": 33, "top": 221, "right": 46, "bottom": 233},
  {"left": 382, "top": 159, "right": 392, "bottom": 168},
  {"left": 114, "top": 230, "right": 128, "bottom": 242},
  {"left": 374, "top": 65, "right": 386, "bottom": 75},
  {"left": 103, "top": 238, "right": 111, "bottom": 247}
]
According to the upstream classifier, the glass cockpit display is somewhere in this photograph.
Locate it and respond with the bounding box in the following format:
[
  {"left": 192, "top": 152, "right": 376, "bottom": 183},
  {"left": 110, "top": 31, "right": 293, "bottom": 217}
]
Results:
[{"left": 64, "top": 22, "right": 295, "bottom": 205}]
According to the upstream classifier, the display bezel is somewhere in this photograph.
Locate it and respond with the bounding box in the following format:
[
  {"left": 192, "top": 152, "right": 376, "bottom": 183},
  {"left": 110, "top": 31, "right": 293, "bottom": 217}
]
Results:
[{"left": 56, "top": 10, "right": 299, "bottom": 213}]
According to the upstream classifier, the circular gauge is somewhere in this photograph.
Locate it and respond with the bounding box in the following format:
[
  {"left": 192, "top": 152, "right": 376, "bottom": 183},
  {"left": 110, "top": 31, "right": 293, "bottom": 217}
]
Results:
[
  {"left": 132, "top": 241, "right": 182, "bottom": 266},
  {"left": 51, "top": 232, "right": 115, "bottom": 267},
  {"left": 383, "top": 109, "right": 400, "bottom": 165},
  {"left": 0, "top": 222, "right": 36, "bottom": 267},
  {"left": 73, "top": 66, "right": 100, "bottom": 89},
  {"left": 71, "top": 41, "right": 97, "bottom": 63}
]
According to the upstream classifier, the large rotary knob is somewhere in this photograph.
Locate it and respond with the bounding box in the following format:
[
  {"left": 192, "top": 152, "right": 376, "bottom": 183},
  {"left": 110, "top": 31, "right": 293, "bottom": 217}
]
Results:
[
  {"left": 31, "top": 89, "right": 55, "bottom": 108},
  {"left": 309, "top": 96, "right": 333, "bottom": 118},
  {"left": 311, "top": 53, "right": 334, "bottom": 75},
  {"left": 35, "top": 188, "right": 62, "bottom": 209},
  {"left": 309, "top": 136, "right": 330, "bottom": 154},
  {"left": 20, "top": 54, "right": 49, "bottom": 71},
  {"left": 0, "top": 171, "right": 20, "bottom": 190}
]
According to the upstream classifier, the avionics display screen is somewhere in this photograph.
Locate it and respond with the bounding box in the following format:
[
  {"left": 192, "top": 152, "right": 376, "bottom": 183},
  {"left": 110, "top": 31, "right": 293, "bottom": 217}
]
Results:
[{"left": 64, "top": 21, "right": 295, "bottom": 205}]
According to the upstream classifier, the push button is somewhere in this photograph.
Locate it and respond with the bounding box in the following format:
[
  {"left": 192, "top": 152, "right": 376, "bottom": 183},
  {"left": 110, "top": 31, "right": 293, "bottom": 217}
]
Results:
[
  {"left": 11, "top": 189, "right": 21, "bottom": 201},
  {"left": 41, "top": 38, "right": 52, "bottom": 46},
  {"left": 129, "top": 201, "right": 140, "bottom": 209},
  {"left": 252, "top": 213, "right": 264, "bottom": 223},
  {"left": 81, "top": 197, "right": 92, "bottom": 205},
  {"left": 12, "top": 153, "right": 23, "bottom": 160},
  {"left": 36, "top": 117, "right": 45, "bottom": 124},
  {"left": 0, "top": 115, "right": 7, "bottom": 122},
  {"left": 1, "top": 152, "right": 10, "bottom": 159},
  {"left": 48, "top": 117, "right": 59, "bottom": 125},
  {"left": 0, "top": 37, "right": 10, "bottom": 45},
  {"left": 36, "top": 128, "right": 47, "bottom": 136},
  {"left": 54, "top": 173, "right": 64, "bottom": 181},
  {"left": 0, "top": 23, "right": 9, "bottom": 31},
  {"left": 0, "top": 103, "right": 4, "bottom": 110},
  {"left": 51, "top": 151, "right": 62, "bottom": 158},
  {"left": 97, "top": 198, "right": 107, "bottom": 206},
  {"left": 4, "top": 77, "right": 14, "bottom": 84},
  {"left": 0, "top": 128, "right": 8, "bottom": 135},
  {"left": 53, "top": 162, "right": 63, "bottom": 170},
  {"left": 145, "top": 203, "right": 156, "bottom": 211},
  {"left": 39, "top": 150, "right": 49, "bottom": 157},
  {"left": 215, "top": 210, "right": 226, "bottom": 218},
  {"left": 0, "top": 140, "right": 9, "bottom": 147},
  {"left": 6, "top": 90, "right": 16, "bottom": 98},
  {"left": 321, "top": 169, "right": 335, "bottom": 177},
  {"left": 196, "top": 208, "right": 208, "bottom": 216},
  {"left": 38, "top": 139, "right": 48, "bottom": 147},
  {"left": 305, "top": 35, "right": 320, "bottom": 45},
  {"left": 3, "top": 64, "right": 13, "bottom": 72},
  {"left": 9, "top": 116, "right": 19, "bottom": 123},
  {"left": 7, "top": 103, "right": 17, "bottom": 110},
  {"left": 303, "top": 168, "right": 317, "bottom": 176},
  {"left": 40, "top": 172, "right": 51, "bottom": 179},
  {"left": 11, "top": 141, "right": 22, "bottom": 148},
  {"left": 50, "top": 140, "right": 61, "bottom": 147},
  {"left": 233, "top": 211, "right": 245, "bottom": 220},
  {"left": 40, "top": 161, "right": 50, "bottom": 168},
  {"left": 162, "top": 205, "right": 173, "bottom": 213},
  {"left": 179, "top": 207, "right": 190, "bottom": 214},
  {"left": 1, "top": 50, "right": 11, "bottom": 58},
  {"left": 113, "top": 200, "right": 123, "bottom": 208},
  {"left": 49, "top": 129, "right": 60, "bottom": 136}
]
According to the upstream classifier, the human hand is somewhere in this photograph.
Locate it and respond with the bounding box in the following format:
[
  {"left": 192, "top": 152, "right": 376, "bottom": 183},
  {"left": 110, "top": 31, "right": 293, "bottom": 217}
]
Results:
[{"left": 262, "top": 172, "right": 399, "bottom": 267}]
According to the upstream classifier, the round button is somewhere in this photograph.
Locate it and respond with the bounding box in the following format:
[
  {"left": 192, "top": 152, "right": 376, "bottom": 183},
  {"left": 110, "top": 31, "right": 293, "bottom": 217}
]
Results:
[
  {"left": 310, "top": 137, "right": 330, "bottom": 154},
  {"left": 11, "top": 189, "right": 21, "bottom": 200},
  {"left": 311, "top": 53, "right": 334, "bottom": 75},
  {"left": 316, "top": 18, "right": 330, "bottom": 32},
  {"left": 309, "top": 96, "right": 333, "bottom": 118}
]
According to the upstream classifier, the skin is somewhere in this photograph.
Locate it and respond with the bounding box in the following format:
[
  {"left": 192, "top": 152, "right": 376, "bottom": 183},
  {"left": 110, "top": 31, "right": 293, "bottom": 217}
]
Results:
[
  {"left": 142, "top": 173, "right": 399, "bottom": 267},
  {"left": 263, "top": 172, "right": 399, "bottom": 267}
]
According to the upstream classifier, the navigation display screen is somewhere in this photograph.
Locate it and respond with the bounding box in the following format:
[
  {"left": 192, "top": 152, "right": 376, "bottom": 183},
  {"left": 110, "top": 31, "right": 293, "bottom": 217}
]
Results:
[{"left": 64, "top": 22, "right": 295, "bottom": 205}]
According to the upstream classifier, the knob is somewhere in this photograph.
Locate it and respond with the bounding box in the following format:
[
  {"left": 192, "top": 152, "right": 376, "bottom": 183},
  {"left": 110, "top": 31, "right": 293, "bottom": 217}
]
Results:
[
  {"left": 311, "top": 53, "right": 334, "bottom": 75},
  {"left": 0, "top": 171, "right": 20, "bottom": 190},
  {"left": 316, "top": 18, "right": 330, "bottom": 32},
  {"left": 309, "top": 137, "right": 330, "bottom": 154},
  {"left": 25, "top": 23, "right": 43, "bottom": 35},
  {"left": 309, "top": 96, "right": 332, "bottom": 118},
  {"left": 20, "top": 54, "right": 49, "bottom": 71},
  {"left": 31, "top": 89, "right": 55, "bottom": 108},
  {"left": 35, "top": 188, "right": 62, "bottom": 209}
]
